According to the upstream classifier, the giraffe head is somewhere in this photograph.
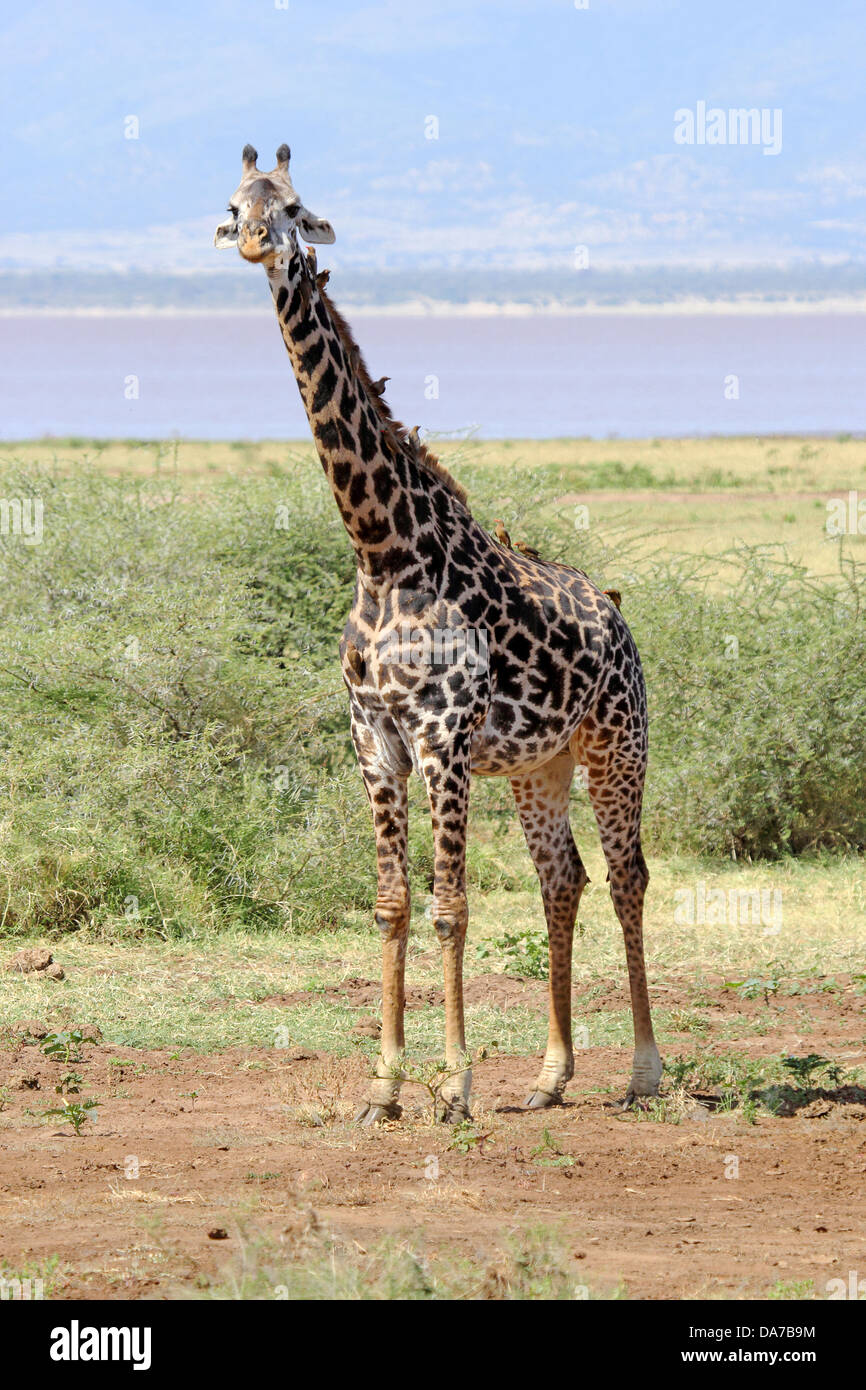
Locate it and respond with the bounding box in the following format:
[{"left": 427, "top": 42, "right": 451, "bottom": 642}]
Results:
[{"left": 214, "top": 144, "right": 335, "bottom": 264}]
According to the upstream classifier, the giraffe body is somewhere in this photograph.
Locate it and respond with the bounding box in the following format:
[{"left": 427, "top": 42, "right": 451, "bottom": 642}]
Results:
[
  {"left": 215, "top": 146, "right": 662, "bottom": 1121},
  {"left": 345, "top": 544, "right": 633, "bottom": 781}
]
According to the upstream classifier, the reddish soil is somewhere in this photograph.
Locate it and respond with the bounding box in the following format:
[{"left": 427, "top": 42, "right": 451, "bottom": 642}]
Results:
[
  {"left": 1, "top": 982, "right": 864, "bottom": 1300},
  {"left": 244, "top": 972, "right": 547, "bottom": 1014}
]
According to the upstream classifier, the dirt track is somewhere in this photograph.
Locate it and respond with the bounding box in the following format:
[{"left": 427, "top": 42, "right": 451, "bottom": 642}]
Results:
[{"left": 1, "top": 977, "right": 864, "bottom": 1299}]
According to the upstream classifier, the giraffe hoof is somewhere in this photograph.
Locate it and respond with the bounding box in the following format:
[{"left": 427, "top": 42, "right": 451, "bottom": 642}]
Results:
[
  {"left": 438, "top": 1100, "right": 472, "bottom": 1125},
  {"left": 523, "top": 1089, "right": 563, "bottom": 1110},
  {"left": 619, "top": 1088, "right": 656, "bottom": 1112},
  {"left": 354, "top": 1101, "right": 402, "bottom": 1126}
]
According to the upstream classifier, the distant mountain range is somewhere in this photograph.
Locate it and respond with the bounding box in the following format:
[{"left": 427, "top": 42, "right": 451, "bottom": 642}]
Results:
[{"left": 3, "top": 264, "right": 866, "bottom": 312}]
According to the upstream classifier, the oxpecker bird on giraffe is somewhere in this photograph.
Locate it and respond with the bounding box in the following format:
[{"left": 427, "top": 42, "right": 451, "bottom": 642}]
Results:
[{"left": 215, "top": 143, "right": 662, "bottom": 1123}]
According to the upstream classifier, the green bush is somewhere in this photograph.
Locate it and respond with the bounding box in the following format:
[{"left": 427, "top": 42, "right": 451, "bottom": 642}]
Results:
[
  {"left": 0, "top": 460, "right": 369, "bottom": 938},
  {"left": 0, "top": 454, "right": 862, "bottom": 942},
  {"left": 635, "top": 546, "right": 866, "bottom": 857}
]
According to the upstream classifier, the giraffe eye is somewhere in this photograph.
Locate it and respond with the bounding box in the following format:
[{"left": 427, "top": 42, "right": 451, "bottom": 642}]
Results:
[{"left": 227, "top": 205, "right": 239, "bottom": 216}]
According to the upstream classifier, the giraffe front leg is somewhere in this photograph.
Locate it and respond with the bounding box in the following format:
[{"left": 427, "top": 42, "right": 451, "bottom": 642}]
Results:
[
  {"left": 511, "top": 755, "right": 587, "bottom": 1109},
  {"left": 352, "top": 762, "right": 411, "bottom": 1126},
  {"left": 419, "top": 738, "right": 472, "bottom": 1123}
]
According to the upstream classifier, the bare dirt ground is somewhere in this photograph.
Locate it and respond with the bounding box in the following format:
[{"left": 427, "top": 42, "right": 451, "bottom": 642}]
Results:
[{"left": 1, "top": 975, "right": 864, "bottom": 1300}]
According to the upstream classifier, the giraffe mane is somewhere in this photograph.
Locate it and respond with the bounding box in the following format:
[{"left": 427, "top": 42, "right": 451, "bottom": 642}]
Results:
[{"left": 316, "top": 284, "right": 470, "bottom": 510}]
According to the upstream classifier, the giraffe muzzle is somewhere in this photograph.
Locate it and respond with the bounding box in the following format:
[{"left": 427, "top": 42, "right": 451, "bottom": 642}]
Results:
[{"left": 237, "top": 223, "right": 274, "bottom": 262}]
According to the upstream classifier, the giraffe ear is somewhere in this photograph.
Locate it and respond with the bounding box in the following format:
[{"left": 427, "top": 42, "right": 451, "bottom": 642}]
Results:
[
  {"left": 297, "top": 208, "right": 336, "bottom": 244},
  {"left": 214, "top": 217, "right": 239, "bottom": 249}
]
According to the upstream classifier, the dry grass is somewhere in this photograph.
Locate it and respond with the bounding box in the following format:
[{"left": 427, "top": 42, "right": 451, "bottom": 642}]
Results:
[{"left": 3, "top": 435, "right": 865, "bottom": 580}]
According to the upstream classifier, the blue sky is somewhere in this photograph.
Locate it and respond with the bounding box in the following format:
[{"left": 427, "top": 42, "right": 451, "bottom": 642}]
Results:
[{"left": 1, "top": 0, "right": 864, "bottom": 274}]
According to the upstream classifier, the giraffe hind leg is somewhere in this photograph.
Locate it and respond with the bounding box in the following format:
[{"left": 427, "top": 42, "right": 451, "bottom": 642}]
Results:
[
  {"left": 572, "top": 723, "right": 662, "bottom": 1105},
  {"left": 511, "top": 754, "right": 588, "bottom": 1109}
]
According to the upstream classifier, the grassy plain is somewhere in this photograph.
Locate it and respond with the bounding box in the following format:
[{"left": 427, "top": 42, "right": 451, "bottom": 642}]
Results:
[{"left": 0, "top": 435, "right": 863, "bottom": 1299}]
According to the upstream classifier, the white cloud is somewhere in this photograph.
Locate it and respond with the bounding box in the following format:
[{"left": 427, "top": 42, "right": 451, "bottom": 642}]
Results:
[
  {"left": 368, "top": 160, "right": 496, "bottom": 195},
  {"left": 797, "top": 163, "right": 866, "bottom": 201},
  {"left": 0, "top": 218, "right": 222, "bottom": 274}
]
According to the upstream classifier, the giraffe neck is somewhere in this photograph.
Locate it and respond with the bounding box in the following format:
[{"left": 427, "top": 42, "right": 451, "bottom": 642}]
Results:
[{"left": 264, "top": 246, "right": 461, "bottom": 590}]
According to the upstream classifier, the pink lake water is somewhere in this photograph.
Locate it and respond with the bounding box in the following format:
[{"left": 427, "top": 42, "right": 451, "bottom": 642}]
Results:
[{"left": 0, "top": 312, "right": 862, "bottom": 439}]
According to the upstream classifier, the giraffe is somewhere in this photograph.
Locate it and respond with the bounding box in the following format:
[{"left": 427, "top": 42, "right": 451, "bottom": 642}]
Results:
[{"left": 214, "top": 145, "right": 662, "bottom": 1122}]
